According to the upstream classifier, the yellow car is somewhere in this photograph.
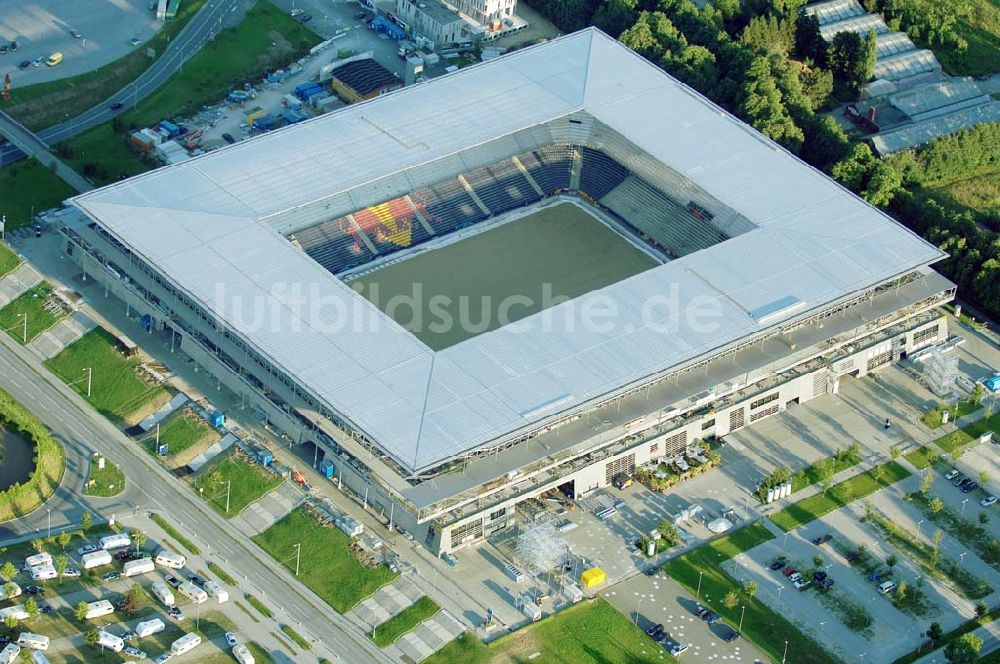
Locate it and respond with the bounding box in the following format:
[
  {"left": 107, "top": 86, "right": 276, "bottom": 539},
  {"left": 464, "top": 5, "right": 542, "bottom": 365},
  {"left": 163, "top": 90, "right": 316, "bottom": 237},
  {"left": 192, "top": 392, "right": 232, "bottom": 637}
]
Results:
[{"left": 45, "top": 52, "right": 62, "bottom": 66}]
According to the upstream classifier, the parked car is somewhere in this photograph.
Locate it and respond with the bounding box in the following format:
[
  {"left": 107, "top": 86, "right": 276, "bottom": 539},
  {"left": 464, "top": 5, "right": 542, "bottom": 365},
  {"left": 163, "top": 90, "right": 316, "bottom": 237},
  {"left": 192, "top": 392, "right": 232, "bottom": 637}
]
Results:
[
  {"left": 646, "top": 624, "right": 664, "bottom": 638},
  {"left": 110, "top": 102, "right": 124, "bottom": 111},
  {"left": 818, "top": 578, "right": 835, "bottom": 589},
  {"left": 71, "top": 30, "right": 83, "bottom": 38},
  {"left": 701, "top": 610, "right": 721, "bottom": 624},
  {"left": 225, "top": 632, "right": 238, "bottom": 647},
  {"left": 769, "top": 557, "right": 787, "bottom": 571},
  {"left": 164, "top": 574, "right": 181, "bottom": 588},
  {"left": 101, "top": 571, "right": 122, "bottom": 581},
  {"left": 221, "top": 132, "right": 235, "bottom": 144},
  {"left": 153, "top": 653, "right": 173, "bottom": 664},
  {"left": 0, "top": 44, "right": 7, "bottom": 55},
  {"left": 814, "top": 571, "right": 828, "bottom": 582},
  {"left": 189, "top": 574, "right": 206, "bottom": 586},
  {"left": 783, "top": 567, "right": 797, "bottom": 578},
  {"left": 442, "top": 553, "right": 458, "bottom": 567},
  {"left": 810, "top": 534, "right": 831, "bottom": 545},
  {"left": 945, "top": 469, "right": 960, "bottom": 481},
  {"left": 722, "top": 629, "right": 741, "bottom": 642},
  {"left": 114, "top": 550, "right": 132, "bottom": 561},
  {"left": 130, "top": 38, "right": 141, "bottom": 46},
  {"left": 962, "top": 481, "right": 980, "bottom": 494},
  {"left": 668, "top": 642, "right": 690, "bottom": 656},
  {"left": 644, "top": 566, "right": 658, "bottom": 577},
  {"left": 9, "top": 41, "right": 16, "bottom": 52},
  {"left": 793, "top": 576, "right": 810, "bottom": 590},
  {"left": 120, "top": 631, "right": 136, "bottom": 642},
  {"left": 123, "top": 646, "right": 146, "bottom": 659},
  {"left": 32, "top": 56, "right": 44, "bottom": 67},
  {"left": 982, "top": 496, "right": 998, "bottom": 507},
  {"left": 77, "top": 544, "right": 98, "bottom": 556},
  {"left": 297, "top": 14, "right": 312, "bottom": 22},
  {"left": 167, "top": 606, "right": 184, "bottom": 620},
  {"left": 39, "top": 603, "right": 53, "bottom": 614},
  {"left": 953, "top": 475, "right": 968, "bottom": 487},
  {"left": 63, "top": 568, "right": 81, "bottom": 578},
  {"left": 17, "top": 60, "right": 29, "bottom": 69},
  {"left": 24, "top": 586, "right": 45, "bottom": 595}
]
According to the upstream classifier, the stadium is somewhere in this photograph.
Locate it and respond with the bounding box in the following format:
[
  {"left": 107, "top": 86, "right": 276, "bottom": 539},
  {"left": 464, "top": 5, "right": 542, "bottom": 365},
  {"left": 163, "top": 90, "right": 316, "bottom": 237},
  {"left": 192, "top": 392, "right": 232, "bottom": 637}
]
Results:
[{"left": 64, "top": 29, "right": 954, "bottom": 554}]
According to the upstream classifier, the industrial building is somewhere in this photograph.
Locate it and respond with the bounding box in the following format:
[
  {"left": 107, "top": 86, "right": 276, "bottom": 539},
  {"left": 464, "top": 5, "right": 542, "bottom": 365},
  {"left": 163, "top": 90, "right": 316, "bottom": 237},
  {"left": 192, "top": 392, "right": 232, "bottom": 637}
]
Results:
[
  {"left": 395, "top": 0, "right": 466, "bottom": 46},
  {"left": 329, "top": 58, "right": 402, "bottom": 103},
  {"left": 63, "top": 29, "right": 953, "bottom": 555}
]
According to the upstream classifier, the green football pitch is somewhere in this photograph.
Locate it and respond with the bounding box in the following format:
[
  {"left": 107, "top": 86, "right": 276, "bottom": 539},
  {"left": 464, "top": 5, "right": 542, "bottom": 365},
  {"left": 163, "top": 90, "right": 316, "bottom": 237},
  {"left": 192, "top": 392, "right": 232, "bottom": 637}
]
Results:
[{"left": 349, "top": 202, "right": 659, "bottom": 350}]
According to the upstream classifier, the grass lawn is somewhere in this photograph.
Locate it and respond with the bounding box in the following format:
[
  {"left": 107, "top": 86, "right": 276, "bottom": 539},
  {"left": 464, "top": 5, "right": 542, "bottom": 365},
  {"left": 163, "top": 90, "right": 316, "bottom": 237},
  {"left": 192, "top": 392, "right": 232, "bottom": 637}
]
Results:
[
  {"left": 192, "top": 449, "right": 284, "bottom": 517},
  {"left": 929, "top": 167, "right": 1000, "bottom": 220},
  {"left": 83, "top": 454, "right": 126, "bottom": 497},
  {"left": 281, "top": 623, "right": 311, "bottom": 650},
  {"left": 64, "top": 0, "right": 321, "bottom": 186},
  {"left": 0, "top": 282, "right": 66, "bottom": 344},
  {"left": 46, "top": 327, "right": 168, "bottom": 422},
  {"left": 372, "top": 596, "right": 440, "bottom": 647},
  {"left": 0, "top": 387, "right": 66, "bottom": 521},
  {"left": 662, "top": 524, "right": 838, "bottom": 664},
  {"left": 930, "top": 0, "right": 1000, "bottom": 77},
  {"left": 893, "top": 606, "right": 1000, "bottom": 664},
  {"left": 150, "top": 407, "right": 216, "bottom": 459},
  {"left": 425, "top": 599, "right": 672, "bottom": 664},
  {"left": 904, "top": 446, "right": 937, "bottom": 469},
  {"left": 0, "top": 243, "right": 20, "bottom": 279},
  {"left": 921, "top": 399, "right": 984, "bottom": 429},
  {"left": 0, "top": 159, "right": 78, "bottom": 230},
  {"left": 253, "top": 508, "right": 397, "bottom": 613},
  {"left": 770, "top": 461, "right": 911, "bottom": 532},
  {"left": 933, "top": 413, "right": 1000, "bottom": 454},
  {"left": 1, "top": 0, "right": 208, "bottom": 131},
  {"left": 246, "top": 593, "right": 274, "bottom": 619}
]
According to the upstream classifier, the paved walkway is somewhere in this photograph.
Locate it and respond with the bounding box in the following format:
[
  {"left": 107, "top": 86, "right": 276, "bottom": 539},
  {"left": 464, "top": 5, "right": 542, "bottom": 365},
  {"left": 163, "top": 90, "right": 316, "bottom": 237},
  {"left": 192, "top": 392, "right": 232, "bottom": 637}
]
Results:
[
  {"left": 27, "top": 309, "right": 95, "bottom": 359},
  {"left": 0, "top": 261, "right": 41, "bottom": 307},
  {"left": 0, "top": 110, "right": 92, "bottom": 192}
]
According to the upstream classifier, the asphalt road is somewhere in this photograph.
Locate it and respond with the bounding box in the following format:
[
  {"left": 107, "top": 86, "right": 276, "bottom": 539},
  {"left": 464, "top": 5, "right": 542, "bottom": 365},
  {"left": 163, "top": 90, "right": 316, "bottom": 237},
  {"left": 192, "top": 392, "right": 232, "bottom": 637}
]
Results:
[
  {"left": 0, "top": 330, "right": 393, "bottom": 663},
  {"left": 0, "top": 0, "right": 254, "bottom": 165}
]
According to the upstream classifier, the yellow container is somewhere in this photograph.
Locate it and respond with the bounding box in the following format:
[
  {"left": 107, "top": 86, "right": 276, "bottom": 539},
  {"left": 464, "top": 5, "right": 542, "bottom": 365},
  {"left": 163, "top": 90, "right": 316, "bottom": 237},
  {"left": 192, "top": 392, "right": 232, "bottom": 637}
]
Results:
[{"left": 580, "top": 567, "right": 606, "bottom": 588}]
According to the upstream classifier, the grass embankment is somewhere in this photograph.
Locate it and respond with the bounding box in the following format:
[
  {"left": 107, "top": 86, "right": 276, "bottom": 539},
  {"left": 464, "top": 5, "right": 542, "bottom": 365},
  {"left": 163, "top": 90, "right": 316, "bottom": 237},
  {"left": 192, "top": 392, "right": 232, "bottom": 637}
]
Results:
[
  {"left": 0, "top": 388, "right": 66, "bottom": 522},
  {"left": 904, "top": 446, "right": 938, "bottom": 469},
  {"left": 921, "top": 398, "right": 985, "bottom": 429},
  {"left": 281, "top": 624, "right": 311, "bottom": 650},
  {"left": 83, "top": 454, "right": 126, "bottom": 497},
  {"left": 0, "top": 159, "right": 78, "bottom": 231},
  {"left": 207, "top": 561, "right": 237, "bottom": 586},
  {"left": 245, "top": 594, "right": 273, "bottom": 619},
  {"left": 0, "top": 282, "right": 66, "bottom": 344},
  {"left": 663, "top": 523, "right": 837, "bottom": 664},
  {"left": 150, "top": 513, "right": 201, "bottom": 555},
  {"left": 770, "top": 462, "right": 911, "bottom": 531},
  {"left": 372, "top": 596, "right": 440, "bottom": 647},
  {"left": 0, "top": 243, "right": 21, "bottom": 279},
  {"left": 933, "top": 414, "right": 1000, "bottom": 454},
  {"left": 893, "top": 605, "right": 1000, "bottom": 664},
  {"left": 253, "top": 508, "right": 397, "bottom": 613},
  {"left": 1, "top": 0, "right": 209, "bottom": 131},
  {"left": 424, "top": 599, "right": 672, "bottom": 664},
  {"left": 46, "top": 327, "right": 168, "bottom": 423},
  {"left": 192, "top": 449, "right": 283, "bottom": 517},
  {"left": 908, "top": 491, "right": 1000, "bottom": 570},
  {"left": 64, "top": 0, "right": 321, "bottom": 186},
  {"left": 149, "top": 407, "right": 216, "bottom": 460}
]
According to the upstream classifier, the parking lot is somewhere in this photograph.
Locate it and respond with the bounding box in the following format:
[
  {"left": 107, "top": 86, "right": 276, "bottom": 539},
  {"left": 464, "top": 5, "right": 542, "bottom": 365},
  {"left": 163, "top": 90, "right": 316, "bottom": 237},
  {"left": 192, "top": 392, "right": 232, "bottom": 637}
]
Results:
[{"left": 0, "top": 0, "right": 161, "bottom": 84}]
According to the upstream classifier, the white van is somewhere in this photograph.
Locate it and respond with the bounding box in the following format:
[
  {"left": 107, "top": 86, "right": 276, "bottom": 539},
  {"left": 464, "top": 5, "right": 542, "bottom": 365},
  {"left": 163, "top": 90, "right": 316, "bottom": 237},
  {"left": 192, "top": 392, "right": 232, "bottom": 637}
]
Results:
[
  {"left": 0, "top": 643, "right": 20, "bottom": 664},
  {"left": 16, "top": 633, "right": 49, "bottom": 651},
  {"left": 96, "top": 630, "right": 124, "bottom": 653},
  {"left": 81, "top": 549, "right": 113, "bottom": 570},
  {"left": 23, "top": 553, "right": 51, "bottom": 570},
  {"left": 170, "top": 632, "right": 201, "bottom": 656},
  {"left": 135, "top": 618, "right": 165, "bottom": 638},
  {"left": 878, "top": 580, "right": 897, "bottom": 595},
  {"left": 155, "top": 549, "right": 186, "bottom": 570},
  {"left": 29, "top": 564, "right": 56, "bottom": 581},
  {"left": 99, "top": 533, "right": 131, "bottom": 551}
]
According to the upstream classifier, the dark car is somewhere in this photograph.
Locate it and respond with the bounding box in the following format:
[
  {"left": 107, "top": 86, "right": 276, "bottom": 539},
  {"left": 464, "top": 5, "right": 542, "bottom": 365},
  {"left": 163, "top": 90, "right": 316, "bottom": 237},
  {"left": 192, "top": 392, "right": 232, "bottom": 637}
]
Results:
[
  {"left": 110, "top": 102, "right": 124, "bottom": 111},
  {"left": 646, "top": 623, "right": 664, "bottom": 638},
  {"left": 222, "top": 132, "right": 235, "bottom": 144},
  {"left": 129, "top": 551, "right": 151, "bottom": 561},
  {"left": 101, "top": 571, "right": 122, "bottom": 581},
  {"left": 189, "top": 574, "right": 206, "bottom": 586},
  {"left": 811, "top": 534, "right": 831, "bottom": 545},
  {"left": 769, "top": 559, "right": 787, "bottom": 571},
  {"left": 962, "top": 481, "right": 980, "bottom": 493},
  {"left": 818, "top": 578, "right": 835, "bottom": 589},
  {"left": 297, "top": 14, "right": 312, "bottom": 22},
  {"left": 703, "top": 611, "right": 721, "bottom": 624},
  {"left": 953, "top": 475, "right": 968, "bottom": 487},
  {"left": 18, "top": 60, "right": 29, "bottom": 69},
  {"left": 10, "top": 41, "right": 17, "bottom": 52},
  {"left": 0, "top": 44, "right": 7, "bottom": 55},
  {"left": 353, "top": 11, "right": 367, "bottom": 19},
  {"left": 0, "top": 635, "right": 9, "bottom": 645},
  {"left": 644, "top": 566, "right": 658, "bottom": 577},
  {"left": 722, "top": 629, "right": 741, "bottom": 642},
  {"left": 39, "top": 603, "right": 53, "bottom": 614},
  {"left": 847, "top": 551, "right": 861, "bottom": 563},
  {"left": 814, "top": 571, "right": 828, "bottom": 582},
  {"left": 120, "top": 630, "right": 136, "bottom": 642},
  {"left": 114, "top": 550, "right": 131, "bottom": 561},
  {"left": 24, "top": 586, "right": 45, "bottom": 595},
  {"left": 165, "top": 574, "right": 181, "bottom": 588}
]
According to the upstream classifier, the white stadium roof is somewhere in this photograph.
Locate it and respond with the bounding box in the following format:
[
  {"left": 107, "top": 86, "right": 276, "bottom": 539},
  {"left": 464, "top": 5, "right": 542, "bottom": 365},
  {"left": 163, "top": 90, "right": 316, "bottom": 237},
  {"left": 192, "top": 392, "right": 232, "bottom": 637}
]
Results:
[{"left": 72, "top": 29, "right": 944, "bottom": 474}]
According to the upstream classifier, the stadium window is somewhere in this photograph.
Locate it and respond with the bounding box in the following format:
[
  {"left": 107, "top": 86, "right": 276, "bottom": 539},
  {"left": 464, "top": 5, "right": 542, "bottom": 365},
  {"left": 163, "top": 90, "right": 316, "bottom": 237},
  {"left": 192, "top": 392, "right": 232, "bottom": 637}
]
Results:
[
  {"left": 650, "top": 443, "right": 658, "bottom": 455},
  {"left": 749, "top": 392, "right": 779, "bottom": 410},
  {"left": 489, "top": 507, "right": 506, "bottom": 521},
  {"left": 701, "top": 419, "right": 715, "bottom": 431}
]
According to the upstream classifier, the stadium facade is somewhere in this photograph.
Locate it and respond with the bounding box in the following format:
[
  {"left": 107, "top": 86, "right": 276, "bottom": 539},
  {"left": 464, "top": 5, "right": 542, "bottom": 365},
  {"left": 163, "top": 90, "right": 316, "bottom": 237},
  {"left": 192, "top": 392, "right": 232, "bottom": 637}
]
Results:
[{"left": 64, "top": 29, "right": 954, "bottom": 554}]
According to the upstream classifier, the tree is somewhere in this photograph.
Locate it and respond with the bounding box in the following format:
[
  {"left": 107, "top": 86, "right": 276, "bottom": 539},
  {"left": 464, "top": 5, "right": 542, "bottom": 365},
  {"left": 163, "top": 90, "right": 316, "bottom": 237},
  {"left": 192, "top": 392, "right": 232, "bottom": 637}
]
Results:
[
  {"left": 975, "top": 601, "right": 988, "bottom": 618},
  {"left": 886, "top": 554, "right": 898, "bottom": 570},
  {"left": 979, "top": 470, "right": 989, "bottom": 487},
  {"left": 2, "top": 582, "right": 17, "bottom": 599},
  {"left": 945, "top": 632, "right": 983, "bottom": 663},
  {"left": 84, "top": 630, "right": 100, "bottom": 647},
  {"left": 80, "top": 512, "right": 92, "bottom": 533},
  {"left": 30, "top": 539, "right": 43, "bottom": 553},
  {"left": 130, "top": 529, "right": 147, "bottom": 553},
  {"left": 3, "top": 615, "right": 17, "bottom": 631},
  {"left": 931, "top": 529, "right": 944, "bottom": 568},
  {"left": 920, "top": 472, "right": 933, "bottom": 495},
  {"left": 928, "top": 622, "right": 943, "bottom": 642},
  {"left": 813, "top": 554, "right": 824, "bottom": 568},
  {"left": 75, "top": 600, "right": 89, "bottom": 622},
  {"left": 794, "top": 12, "right": 826, "bottom": 65},
  {"left": 890, "top": 446, "right": 901, "bottom": 460},
  {"left": 738, "top": 56, "right": 804, "bottom": 152},
  {"left": 895, "top": 580, "right": 909, "bottom": 604},
  {"left": 826, "top": 29, "right": 874, "bottom": 98},
  {"left": 0, "top": 562, "right": 16, "bottom": 582},
  {"left": 816, "top": 458, "right": 835, "bottom": 496},
  {"left": 724, "top": 589, "right": 740, "bottom": 609},
  {"left": 980, "top": 511, "right": 990, "bottom": 525},
  {"left": 871, "top": 463, "right": 885, "bottom": 486},
  {"left": 57, "top": 532, "right": 71, "bottom": 551},
  {"left": 930, "top": 496, "right": 945, "bottom": 514},
  {"left": 744, "top": 580, "right": 758, "bottom": 602},
  {"left": 592, "top": 0, "right": 638, "bottom": 38},
  {"left": 54, "top": 554, "right": 68, "bottom": 582},
  {"left": 120, "top": 584, "right": 142, "bottom": 614},
  {"left": 24, "top": 597, "right": 38, "bottom": 618}
]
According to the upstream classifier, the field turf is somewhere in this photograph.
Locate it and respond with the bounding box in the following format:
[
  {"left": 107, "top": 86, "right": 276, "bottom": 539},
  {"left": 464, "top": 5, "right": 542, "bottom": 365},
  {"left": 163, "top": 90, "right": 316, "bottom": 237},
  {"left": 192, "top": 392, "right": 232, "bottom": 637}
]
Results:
[{"left": 351, "top": 202, "right": 658, "bottom": 349}]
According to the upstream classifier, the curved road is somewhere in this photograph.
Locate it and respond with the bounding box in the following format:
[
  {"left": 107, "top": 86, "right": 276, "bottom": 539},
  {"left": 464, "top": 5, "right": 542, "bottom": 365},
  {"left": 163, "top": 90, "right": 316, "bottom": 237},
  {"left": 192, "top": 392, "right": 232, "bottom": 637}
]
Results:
[
  {"left": 0, "top": 0, "right": 253, "bottom": 164},
  {"left": 0, "top": 330, "right": 392, "bottom": 664}
]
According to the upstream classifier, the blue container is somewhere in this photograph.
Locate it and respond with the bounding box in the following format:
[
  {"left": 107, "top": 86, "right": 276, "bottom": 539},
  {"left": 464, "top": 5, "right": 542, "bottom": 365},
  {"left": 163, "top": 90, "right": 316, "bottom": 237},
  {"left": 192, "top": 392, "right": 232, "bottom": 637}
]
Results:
[
  {"left": 319, "top": 459, "right": 335, "bottom": 478},
  {"left": 256, "top": 448, "right": 273, "bottom": 466},
  {"left": 208, "top": 410, "right": 225, "bottom": 429}
]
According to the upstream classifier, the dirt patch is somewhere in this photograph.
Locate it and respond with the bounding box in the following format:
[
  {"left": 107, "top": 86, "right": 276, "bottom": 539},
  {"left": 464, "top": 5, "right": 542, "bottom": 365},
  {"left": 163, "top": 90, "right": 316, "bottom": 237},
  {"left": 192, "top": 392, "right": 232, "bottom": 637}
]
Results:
[
  {"left": 123, "top": 389, "right": 172, "bottom": 427},
  {"left": 488, "top": 628, "right": 542, "bottom": 663}
]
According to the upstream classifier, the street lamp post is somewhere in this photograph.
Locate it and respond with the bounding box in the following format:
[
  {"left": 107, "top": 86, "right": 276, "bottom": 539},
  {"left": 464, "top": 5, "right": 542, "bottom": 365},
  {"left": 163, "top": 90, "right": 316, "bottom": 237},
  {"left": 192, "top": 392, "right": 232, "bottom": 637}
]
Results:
[
  {"left": 46, "top": 508, "right": 50, "bottom": 539},
  {"left": 18, "top": 312, "right": 26, "bottom": 343},
  {"left": 960, "top": 551, "right": 967, "bottom": 566},
  {"left": 696, "top": 571, "right": 703, "bottom": 599},
  {"left": 83, "top": 367, "right": 92, "bottom": 397},
  {"left": 962, "top": 498, "right": 969, "bottom": 516},
  {"left": 782, "top": 640, "right": 789, "bottom": 664},
  {"left": 293, "top": 543, "right": 301, "bottom": 576},
  {"left": 739, "top": 605, "right": 746, "bottom": 632},
  {"left": 634, "top": 596, "right": 642, "bottom": 627}
]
